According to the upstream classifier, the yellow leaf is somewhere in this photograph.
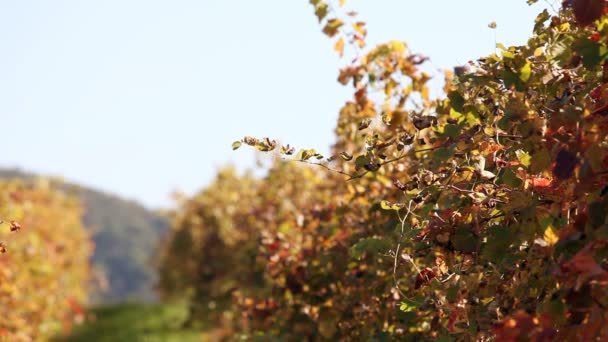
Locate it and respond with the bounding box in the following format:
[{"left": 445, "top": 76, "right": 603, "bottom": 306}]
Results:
[
  {"left": 515, "top": 150, "right": 532, "bottom": 167},
  {"left": 544, "top": 225, "right": 559, "bottom": 245},
  {"left": 384, "top": 78, "right": 397, "bottom": 96},
  {"left": 339, "top": 0, "right": 345, "bottom": 6},
  {"left": 334, "top": 37, "right": 345, "bottom": 57},
  {"left": 420, "top": 86, "right": 429, "bottom": 101},
  {"left": 389, "top": 40, "right": 406, "bottom": 55},
  {"left": 519, "top": 60, "right": 532, "bottom": 82},
  {"left": 352, "top": 21, "right": 366, "bottom": 36},
  {"left": 502, "top": 51, "right": 515, "bottom": 59}
]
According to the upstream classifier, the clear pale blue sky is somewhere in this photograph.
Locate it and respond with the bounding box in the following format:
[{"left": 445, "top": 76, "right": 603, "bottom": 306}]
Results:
[{"left": 1, "top": 1, "right": 554, "bottom": 208}]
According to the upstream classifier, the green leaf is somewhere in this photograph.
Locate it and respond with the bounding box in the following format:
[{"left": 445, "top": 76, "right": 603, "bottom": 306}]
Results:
[
  {"left": 481, "top": 226, "right": 512, "bottom": 264},
  {"left": 585, "top": 145, "right": 605, "bottom": 172},
  {"left": 443, "top": 124, "right": 461, "bottom": 139},
  {"left": 432, "top": 147, "right": 454, "bottom": 162},
  {"left": 501, "top": 68, "right": 524, "bottom": 91},
  {"left": 399, "top": 299, "right": 418, "bottom": 312},
  {"left": 354, "top": 155, "right": 367, "bottom": 169},
  {"left": 530, "top": 149, "right": 551, "bottom": 174},
  {"left": 543, "top": 298, "right": 566, "bottom": 323},
  {"left": 314, "top": 2, "right": 328, "bottom": 22},
  {"left": 351, "top": 237, "right": 390, "bottom": 259},
  {"left": 380, "top": 200, "right": 392, "bottom": 210},
  {"left": 519, "top": 60, "right": 532, "bottom": 82},
  {"left": 452, "top": 226, "right": 479, "bottom": 253},
  {"left": 515, "top": 150, "right": 532, "bottom": 167},
  {"left": 446, "top": 285, "right": 458, "bottom": 303},
  {"left": 497, "top": 168, "right": 522, "bottom": 188},
  {"left": 547, "top": 36, "right": 574, "bottom": 64},
  {"left": 231, "top": 141, "right": 242, "bottom": 150},
  {"left": 573, "top": 38, "right": 608, "bottom": 69},
  {"left": 533, "top": 9, "right": 549, "bottom": 34},
  {"left": 448, "top": 91, "right": 465, "bottom": 112}
]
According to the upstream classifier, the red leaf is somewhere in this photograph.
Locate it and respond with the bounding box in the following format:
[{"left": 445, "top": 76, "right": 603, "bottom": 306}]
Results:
[
  {"left": 590, "top": 85, "right": 603, "bottom": 101},
  {"left": 565, "top": 0, "right": 606, "bottom": 26},
  {"left": 414, "top": 268, "right": 436, "bottom": 289},
  {"left": 529, "top": 177, "right": 553, "bottom": 188},
  {"left": 592, "top": 102, "right": 608, "bottom": 115}
]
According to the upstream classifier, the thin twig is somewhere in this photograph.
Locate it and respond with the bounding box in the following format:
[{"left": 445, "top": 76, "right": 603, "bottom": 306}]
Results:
[
  {"left": 283, "top": 158, "right": 357, "bottom": 178},
  {"left": 392, "top": 200, "right": 416, "bottom": 297}
]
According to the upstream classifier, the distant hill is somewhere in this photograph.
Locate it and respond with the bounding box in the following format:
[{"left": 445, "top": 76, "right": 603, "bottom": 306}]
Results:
[{"left": 0, "top": 168, "right": 170, "bottom": 304}]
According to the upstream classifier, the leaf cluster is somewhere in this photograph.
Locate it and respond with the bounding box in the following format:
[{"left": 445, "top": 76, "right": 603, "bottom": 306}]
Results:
[{"left": 164, "top": 1, "right": 608, "bottom": 340}]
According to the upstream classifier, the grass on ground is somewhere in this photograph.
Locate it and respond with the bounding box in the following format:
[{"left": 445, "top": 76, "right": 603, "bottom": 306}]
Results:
[{"left": 55, "top": 302, "right": 203, "bottom": 342}]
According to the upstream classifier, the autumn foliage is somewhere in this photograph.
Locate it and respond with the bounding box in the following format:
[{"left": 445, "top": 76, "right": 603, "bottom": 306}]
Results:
[
  {"left": 160, "top": 0, "right": 608, "bottom": 340},
  {"left": 0, "top": 179, "right": 91, "bottom": 341}
]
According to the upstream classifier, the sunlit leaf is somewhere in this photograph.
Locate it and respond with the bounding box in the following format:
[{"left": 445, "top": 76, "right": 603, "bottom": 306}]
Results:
[
  {"left": 340, "top": 151, "right": 353, "bottom": 161},
  {"left": 322, "top": 19, "right": 344, "bottom": 37},
  {"left": 515, "top": 150, "right": 532, "bottom": 167},
  {"left": 380, "top": 200, "right": 392, "bottom": 210},
  {"left": 519, "top": 60, "right": 532, "bottom": 82},
  {"left": 399, "top": 299, "right": 418, "bottom": 312},
  {"left": 544, "top": 225, "right": 559, "bottom": 245},
  {"left": 352, "top": 21, "right": 366, "bottom": 37},
  {"left": 334, "top": 37, "right": 345, "bottom": 57},
  {"left": 314, "top": 2, "right": 328, "bottom": 22}
]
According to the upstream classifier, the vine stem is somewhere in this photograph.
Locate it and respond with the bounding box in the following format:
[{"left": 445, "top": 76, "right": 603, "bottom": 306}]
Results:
[
  {"left": 281, "top": 158, "right": 357, "bottom": 178},
  {"left": 279, "top": 142, "right": 448, "bottom": 181},
  {"left": 392, "top": 200, "right": 418, "bottom": 299}
]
